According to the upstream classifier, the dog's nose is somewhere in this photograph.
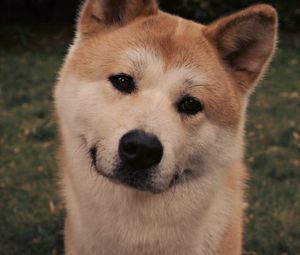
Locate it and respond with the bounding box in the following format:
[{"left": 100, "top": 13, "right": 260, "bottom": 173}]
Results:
[{"left": 119, "top": 130, "right": 163, "bottom": 170}]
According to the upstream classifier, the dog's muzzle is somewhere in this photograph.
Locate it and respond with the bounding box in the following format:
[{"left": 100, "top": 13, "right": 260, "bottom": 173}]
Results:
[
  {"left": 114, "top": 129, "right": 163, "bottom": 192},
  {"left": 89, "top": 129, "right": 166, "bottom": 192}
]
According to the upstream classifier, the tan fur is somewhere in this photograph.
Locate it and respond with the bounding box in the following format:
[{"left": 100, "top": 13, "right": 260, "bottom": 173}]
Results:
[{"left": 54, "top": 1, "right": 277, "bottom": 254}]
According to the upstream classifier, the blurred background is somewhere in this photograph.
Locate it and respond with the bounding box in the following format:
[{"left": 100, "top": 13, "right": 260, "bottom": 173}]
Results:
[{"left": 0, "top": 0, "right": 299, "bottom": 254}]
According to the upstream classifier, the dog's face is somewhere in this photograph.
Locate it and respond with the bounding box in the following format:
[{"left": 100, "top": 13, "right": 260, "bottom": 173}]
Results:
[{"left": 55, "top": 0, "right": 277, "bottom": 193}]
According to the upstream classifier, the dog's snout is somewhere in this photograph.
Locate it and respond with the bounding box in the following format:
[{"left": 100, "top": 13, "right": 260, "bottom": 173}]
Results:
[{"left": 119, "top": 130, "right": 163, "bottom": 170}]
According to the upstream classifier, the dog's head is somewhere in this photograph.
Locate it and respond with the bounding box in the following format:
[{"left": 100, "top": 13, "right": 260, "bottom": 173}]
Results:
[{"left": 55, "top": 0, "right": 277, "bottom": 193}]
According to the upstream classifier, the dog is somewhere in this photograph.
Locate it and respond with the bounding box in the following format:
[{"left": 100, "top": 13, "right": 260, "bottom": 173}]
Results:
[{"left": 54, "top": 0, "right": 278, "bottom": 254}]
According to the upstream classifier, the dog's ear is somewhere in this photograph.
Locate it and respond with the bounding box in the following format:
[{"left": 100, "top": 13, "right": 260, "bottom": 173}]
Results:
[
  {"left": 204, "top": 5, "right": 278, "bottom": 94},
  {"left": 77, "top": 0, "right": 158, "bottom": 36}
]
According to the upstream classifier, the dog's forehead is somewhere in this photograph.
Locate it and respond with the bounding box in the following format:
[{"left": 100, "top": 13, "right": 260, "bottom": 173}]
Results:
[
  {"left": 109, "top": 13, "right": 221, "bottom": 85},
  {"left": 128, "top": 13, "right": 211, "bottom": 68},
  {"left": 71, "top": 12, "right": 220, "bottom": 82}
]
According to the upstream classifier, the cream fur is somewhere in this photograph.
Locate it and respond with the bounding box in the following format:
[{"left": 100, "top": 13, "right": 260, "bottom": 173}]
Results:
[{"left": 54, "top": 1, "right": 277, "bottom": 254}]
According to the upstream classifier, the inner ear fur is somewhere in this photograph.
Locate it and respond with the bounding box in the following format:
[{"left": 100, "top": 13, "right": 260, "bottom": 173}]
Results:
[
  {"left": 204, "top": 4, "right": 278, "bottom": 93},
  {"left": 78, "top": 0, "right": 158, "bottom": 36}
]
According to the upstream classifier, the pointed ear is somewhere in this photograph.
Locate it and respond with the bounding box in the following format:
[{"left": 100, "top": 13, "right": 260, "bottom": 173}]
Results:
[
  {"left": 204, "top": 5, "right": 278, "bottom": 94},
  {"left": 77, "top": 0, "right": 159, "bottom": 36}
]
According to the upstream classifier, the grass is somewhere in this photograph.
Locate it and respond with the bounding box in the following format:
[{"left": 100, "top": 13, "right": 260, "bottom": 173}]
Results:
[{"left": 0, "top": 34, "right": 299, "bottom": 255}]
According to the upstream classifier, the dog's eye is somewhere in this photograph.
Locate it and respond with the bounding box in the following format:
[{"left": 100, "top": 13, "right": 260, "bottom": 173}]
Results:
[
  {"left": 177, "top": 96, "right": 203, "bottom": 115},
  {"left": 109, "top": 74, "right": 135, "bottom": 94}
]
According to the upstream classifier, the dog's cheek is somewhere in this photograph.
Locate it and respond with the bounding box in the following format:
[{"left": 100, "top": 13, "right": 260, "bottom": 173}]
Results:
[
  {"left": 204, "top": 127, "right": 241, "bottom": 173},
  {"left": 74, "top": 83, "right": 105, "bottom": 139},
  {"left": 184, "top": 122, "right": 241, "bottom": 174},
  {"left": 55, "top": 76, "right": 89, "bottom": 137}
]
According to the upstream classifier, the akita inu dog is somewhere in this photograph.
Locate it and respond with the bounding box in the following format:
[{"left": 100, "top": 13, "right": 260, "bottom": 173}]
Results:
[{"left": 54, "top": 0, "right": 278, "bottom": 254}]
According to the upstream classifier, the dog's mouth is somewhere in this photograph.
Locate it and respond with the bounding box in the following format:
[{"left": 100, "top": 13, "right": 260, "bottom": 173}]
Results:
[
  {"left": 169, "top": 168, "right": 193, "bottom": 188},
  {"left": 89, "top": 146, "right": 162, "bottom": 193},
  {"left": 89, "top": 146, "right": 97, "bottom": 167},
  {"left": 89, "top": 146, "right": 192, "bottom": 193}
]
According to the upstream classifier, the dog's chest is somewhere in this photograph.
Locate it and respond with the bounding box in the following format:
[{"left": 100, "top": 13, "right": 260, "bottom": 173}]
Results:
[
  {"left": 66, "top": 181, "right": 231, "bottom": 255},
  {"left": 70, "top": 206, "right": 194, "bottom": 255}
]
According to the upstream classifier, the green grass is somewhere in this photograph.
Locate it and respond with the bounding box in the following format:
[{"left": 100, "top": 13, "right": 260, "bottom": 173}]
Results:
[
  {"left": 0, "top": 48, "right": 65, "bottom": 255},
  {"left": 0, "top": 35, "right": 299, "bottom": 255},
  {"left": 244, "top": 35, "right": 300, "bottom": 255}
]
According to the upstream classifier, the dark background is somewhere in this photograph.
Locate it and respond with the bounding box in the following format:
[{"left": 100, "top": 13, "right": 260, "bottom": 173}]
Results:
[
  {"left": 1, "top": 0, "right": 300, "bottom": 32},
  {"left": 1, "top": 0, "right": 300, "bottom": 49}
]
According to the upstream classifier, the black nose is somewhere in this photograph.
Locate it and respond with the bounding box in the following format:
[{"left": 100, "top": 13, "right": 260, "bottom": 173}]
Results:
[{"left": 119, "top": 130, "right": 163, "bottom": 170}]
